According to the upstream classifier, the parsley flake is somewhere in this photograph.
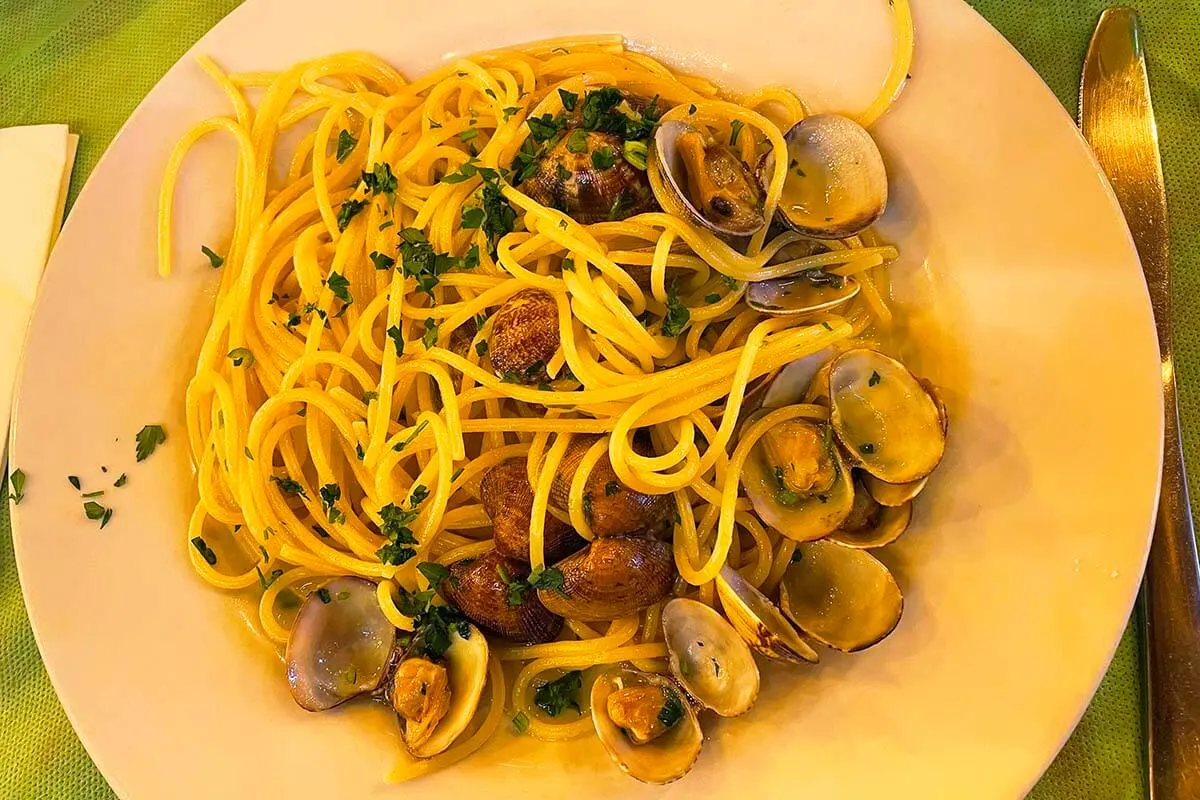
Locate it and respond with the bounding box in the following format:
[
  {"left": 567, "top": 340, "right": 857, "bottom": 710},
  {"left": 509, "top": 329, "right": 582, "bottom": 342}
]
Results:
[
  {"left": 201, "top": 245, "right": 224, "bottom": 268},
  {"left": 135, "top": 424, "right": 167, "bottom": 462}
]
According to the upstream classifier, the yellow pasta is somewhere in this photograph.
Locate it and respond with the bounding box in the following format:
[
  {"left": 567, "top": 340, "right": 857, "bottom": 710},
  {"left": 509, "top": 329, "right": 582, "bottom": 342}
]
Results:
[{"left": 166, "top": 9, "right": 913, "bottom": 782}]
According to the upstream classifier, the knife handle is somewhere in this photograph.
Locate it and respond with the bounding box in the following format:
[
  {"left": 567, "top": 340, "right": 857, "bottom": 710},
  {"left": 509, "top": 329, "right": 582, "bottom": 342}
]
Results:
[{"left": 1145, "top": 360, "right": 1200, "bottom": 799}]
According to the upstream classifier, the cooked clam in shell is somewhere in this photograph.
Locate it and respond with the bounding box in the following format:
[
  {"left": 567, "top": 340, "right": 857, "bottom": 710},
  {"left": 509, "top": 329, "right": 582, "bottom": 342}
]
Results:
[{"left": 592, "top": 669, "right": 703, "bottom": 784}]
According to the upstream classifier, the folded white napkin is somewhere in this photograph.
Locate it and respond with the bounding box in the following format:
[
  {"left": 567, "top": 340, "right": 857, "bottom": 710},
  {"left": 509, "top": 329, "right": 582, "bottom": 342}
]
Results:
[{"left": 0, "top": 124, "right": 78, "bottom": 442}]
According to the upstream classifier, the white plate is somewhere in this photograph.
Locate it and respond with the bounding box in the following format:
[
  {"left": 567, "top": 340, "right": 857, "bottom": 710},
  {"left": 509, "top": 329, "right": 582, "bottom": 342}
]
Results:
[{"left": 11, "top": 0, "right": 1162, "bottom": 797}]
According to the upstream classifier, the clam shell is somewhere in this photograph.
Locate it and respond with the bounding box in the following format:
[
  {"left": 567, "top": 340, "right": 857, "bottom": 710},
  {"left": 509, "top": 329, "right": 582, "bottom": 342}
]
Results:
[
  {"left": 538, "top": 536, "right": 675, "bottom": 622},
  {"left": 862, "top": 472, "right": 929, "bottom": 507},
  {"left": 779, "top": 540, "right": 903, "bottom": 652},
  {"left": 746, "top": 273, "right": 860, "bottom": 317},
  {"left": 741, "top": 418, "right": 856, "bottom": 542},
  {"left": 285, "top": 576, "right": 396, "bottom": 712},
  {"left": 396, "top": 623, "right": 489, "bottom": 758},
  {"left": 480, "top": 458, "right": 586, "bottom": 563},
  {"left": 662, "top": 598, "right": 759, "bottom": 717},
  {"left": 591, "top": 669, "right": 703, "bottom": 784},
  {"left": 518, "top": 129, "right": 656, "bottom": 224},
  {"left": 827, "top": 480, "right": 912, "bottom": 549},
  {"left": 716, "top": 565, "right": 818, "bottom": 664},
  {"left": 761, "top": 349, "right": 833, "bottom": 408},
  {"left": 488, "top": 288, "right": 560, "bottom": 381},
  {"left": 766, "top": 113, "right": 888, "bottom": 239},
  {"left": 548, "top": 435, "right": 672, "bottom": 537},
  {"left": 828, "top": 349, "right": 946, "bottom": 484},
  {"left": 442, "top": 551, "right": 563, "bottom": 643}
]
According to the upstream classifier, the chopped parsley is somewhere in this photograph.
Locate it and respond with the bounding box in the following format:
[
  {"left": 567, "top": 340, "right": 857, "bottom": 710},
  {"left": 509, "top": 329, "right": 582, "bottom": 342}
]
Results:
[
  {"left": 558, "top": 88, "right": 579, "bottom": 111},
  {"left": 386, "top": 325, "right": 405, "bottom": 355},
  {"left": 657, "top": 688, "right": 684, "bottom": 728},
  {"left": 528, "top": 566, "right": 564, "bottom": 592},
  {"left": 458, "top": 127, "right": 479, "bottom": 143},
  {"left": 502, "top": 106, "right": 521, "bottom": 121},
  {"left": 565, "top": 128, "right": 589, "bottom": 154},
  {"left": 81, "top": 490, "right": 104, "bottom": 499},
  {"left": 376, "top": 500, "right": 421, "bottom": 565},
  {"left": 369, "top": 251, "right": 395, "bottom": 270},
  {"left": 869, "top": 371, "right": 881, "bottom": 387},
  {"left": 477, "top": 176, "right": 518, "bottom": 255},
  {"left": 422, "top": 318, "right": 439, "bottom": 349},
  {"left": 622, "top": 139, "right": 648, "bottom": 170},
  {"left": 605, "top": 481, "right": 621, "bottom": 496},
  {"left": 511, "top": 711, "right": 530, "bottom": 734},
  {"left": 729, "top": 119, "right": 745, "bottom": 148},
  {"left": 720, "top": 274, "right": 740, "bottom": 290},
  {"left": 336, "top": 198, "right": 368, "bottom": 232},
  {"left": 660, "top": 280, "right": 691, "bottom": 337},
  {"left": 393, "top": 420, "right": 429, "bottom": 452},
  {"left": 535, "top": 670, "right": 583, "bottom": 717},
  {"left": 526, "top": 112, "right": 566, "bottom": 142},
  {"left": 555, "top": 162, "right": 572, "bottom": 182},
  {"left": 68, "top": 475, "right": 81, "bottom": 490},
  {"left": 362, "top": 390, "right": 379, "bottom": 403},
  {"left": 190, "top": 536, "right": 217, "bottom": 565},
  {"left": 475, "top": 340, "right": 489, "bottom": 357},
  {"left": 270, "top": 475, "right": 308, "bottom": 497},
  {"left": 227, "top": 347, "right": 254, "bottom": 367},
  {"left": 859, "top": 443, "right": 877, "bottom": 455},
  {"left": 398, "top": 227, "right": 460, "bottom": 295},
  {"left": 135, "top": 424, "right": 167, "bottom": 462},
  {"left": 461, "top": 207, "right": 485, "bottom": 229},
  {"left": 326, "top": 272, "right": 352, "bottom": 305},
  {"left": 361, "top": 162, "right": 397, "bottom": 202},
  {"left": 578, "top": 87, "right": 656, "bottom": 139},
  {"left": 392, "top": 579, "right": 469, "bottom": 659},
  {"left": 316, "top": 587, "right": 332, "bottom": 604},
  {"left": 417, "top": 561, "right": 452, "bottom": 589},
  {"left": 200, "top": 245, "right": 224, "bottom": 268},
  {"left": 591, "top": 146, "right": 617, "bottom": 170},
  {"left": 8, "top": 469, "right": 26, "bottom": 504},
  {"left": 84, "top": 500, "right": 113, "bottom": 529},
  {"left": 335, "top": 129, "right": 357, "bottom": 163},
  {"left": 705, "top": 293, "right": 721, "bottom": 304},
  {"left": 319, "top": 483, "right": 346, "bottom": 525},
  {"left": 113, "top": 473, "right": 128, "bottom": 488}
]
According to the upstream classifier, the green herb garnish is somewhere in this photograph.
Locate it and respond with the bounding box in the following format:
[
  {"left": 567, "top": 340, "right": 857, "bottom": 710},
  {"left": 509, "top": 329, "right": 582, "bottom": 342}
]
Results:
[
  {"left": 335, "top": 129, "right": 357, "bottom": 163},
  {"left": 657, "top": 688, "right": 684, "bottom": 728},
  {"left": 190, "top": 536, "right": 217, "bottom": 565},
  {"left": 201, "top": 245, "right": 224, "bottom": 268},
  {"left": 369, "top": 251, "right": 395, "bottom": 270},
  {"left": 227, "top": 347, "right": 254, "bottom": 367},
  {"left": 9, "top": 469, "right": 25, "bottom": 504},
  {"left": 336, "top": 199, "right": 368, "bottom": 232},
  {"left": 535, "top": 670, "right": 583, "bottom": 717},
  {"left": 135, "top": 424, "right": 167, "bottom": 462},
  {"left": 660, "top": 280, "right": 690, "bottom": 337},
  {"left": 729, "top": 119, "right": 745, "bottom": 147}
]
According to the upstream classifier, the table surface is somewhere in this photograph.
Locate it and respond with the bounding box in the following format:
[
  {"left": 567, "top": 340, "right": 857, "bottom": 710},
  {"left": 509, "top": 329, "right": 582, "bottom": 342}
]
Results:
[{"left": 1, "top": 1, "right": 1196, "bottom": 797}]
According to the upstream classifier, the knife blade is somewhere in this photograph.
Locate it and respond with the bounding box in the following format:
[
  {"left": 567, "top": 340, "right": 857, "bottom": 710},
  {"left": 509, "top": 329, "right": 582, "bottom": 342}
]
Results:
[{"left": 1080, "top": 8, "right": 1200, "bottom": 798}]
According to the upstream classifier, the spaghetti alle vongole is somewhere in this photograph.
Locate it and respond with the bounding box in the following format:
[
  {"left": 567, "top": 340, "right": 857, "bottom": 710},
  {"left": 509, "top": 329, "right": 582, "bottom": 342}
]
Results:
[{"left": 165, "top": 3, "right": 948, "bottom": 785}]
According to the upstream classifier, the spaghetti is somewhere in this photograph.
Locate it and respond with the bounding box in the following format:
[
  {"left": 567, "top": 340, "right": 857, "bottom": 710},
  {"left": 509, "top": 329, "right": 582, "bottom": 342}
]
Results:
[{"left": 165, "top": 5, "right": 913, "bottom": 781}]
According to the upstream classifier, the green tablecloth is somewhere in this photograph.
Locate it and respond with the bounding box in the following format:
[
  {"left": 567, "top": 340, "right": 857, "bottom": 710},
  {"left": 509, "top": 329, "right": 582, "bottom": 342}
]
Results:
[{"left": 1, "top": 1, "right": 1195, "bottom": 797}]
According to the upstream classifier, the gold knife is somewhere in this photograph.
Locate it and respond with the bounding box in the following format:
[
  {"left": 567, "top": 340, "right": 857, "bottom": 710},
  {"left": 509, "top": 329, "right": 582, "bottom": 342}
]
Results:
[{"left": 1081, "top": 8, "right": 1200, "bottom": 798}]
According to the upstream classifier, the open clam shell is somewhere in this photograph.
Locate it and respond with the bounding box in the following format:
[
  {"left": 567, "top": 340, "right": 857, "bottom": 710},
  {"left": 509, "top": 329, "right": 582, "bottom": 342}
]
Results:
[
  {"left": 716, "top": 565, "right": 818, "bottom": 664},
  {"left": 537, "top": 536, "right": 675, "bottom": 622},
  {"left": 591, "top": 669, "right": 703, "bottom": 784},
  {"left": 763, "top": 113, "right": 888, "bottom": 239},
  {"left": 861, "top": 472, "right": 929, "bottom": 507},
  {"left": 746, "top": 272, "right": 861, "bottom": 316},
  {"left": 761, "top": 349, "right": 834, "bottom": 409},
  {"left": 649, "top": 120, "right": 768, "bottom": 237},
  {"left": 827, "top": 479, "right": 913, "bottom": 549},
  {"left": 662, "top": 598, "right": 760, "bottom": 717},
  {"left": 285, "top": 576, "right": 396, "bottom": 712},
  {"left": 779, "top": 540, "right": 903, "bottom": 652},
  {"left": 828, "top": 349, "right": 947, "bottom": 484},
  {"left": 741, "top": 416, "right": 855, "bottom": 542},
  {"left": 394, "top": 623, "right": 490, "bottom": 758}
]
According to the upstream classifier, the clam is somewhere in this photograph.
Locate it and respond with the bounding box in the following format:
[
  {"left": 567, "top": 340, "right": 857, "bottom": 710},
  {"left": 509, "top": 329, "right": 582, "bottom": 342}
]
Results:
[
  {"left": 827, "top": 479, "right": 912, "bottom": 549},
  {"left": 480, "top": 458, "right": 586, "bottom": 563},
  {"left": 518, "top": 128, "right": 656, "bottom": 224},
  {"left": 827, "top": 349, "right": 946, "bottom": 484},
  {"left": 741, "top": 415, "right": 855, "bottom": 542},
  {"left": 649, "top": 120, "right": 767, "bottom": 237},
  {"left": 715, "top": 565, "right": 818, "bottom": 664},
  {"left": 285, "top": 576, "right": 396, "bottom": 712},
  {"left": 761, "top": 348, "right": 833, "bottom": 408},
  {"left": 390, "top": 623, "right": 489, "bottom": 758},
  {"left": 592, "top": 669, "right": 703, "bottom": 784},
  {"left": 284, "top": 576, "right": 490, "bottom": 759},
  {"left": 779, "top": 540, "right": 903, "bottom": 652},
  {"left": 488, "top": 288, "right": 560, "bottom": 382},
  {"left": 442, "top": 550, "right": 563, "bottom": 643},
  {"left": 537, "top": 536, "right": 675, "bottom": 622},
  {"left": 746, "top": 270, "right": 860, "bottom": 316},
  {"left": 762, "top": 113, "right": 887, "bottom": 239},
  {"left": 661, "top": 598, "right": 760, "bottom": 717},
  {"left": 861, "top": 472, "right": 928, "bottom": 507},
  {"left": 549, "top": 434, "right": 673, "bottom": 538}
]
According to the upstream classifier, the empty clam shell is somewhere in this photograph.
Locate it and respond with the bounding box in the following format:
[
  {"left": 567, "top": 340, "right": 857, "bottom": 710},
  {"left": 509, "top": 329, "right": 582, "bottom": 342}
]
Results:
[
  {"left": 828, "top": 349, "right": 946, "bottom": 484},
  {"left": 285, "top": 576, "right": 396, "bottom": 712},
  {"left": 779, "top": 540, "right": 903, "bottom": 652},
  {"left": 662, "top": 598, "right": 760, "bottom": 717},
  {"left": 746, "top": 272, "right": 860, "bottom": 316},
  {"left": 716, "top": 565, "right": 818, "bottom": 664},
  {"left": 763, "top": 113, "right": 888, "bottom": 239},
  {"left": 761, "top": 349, "right": 834, "bottom": 408},
  {"left": 591, "top": 669, "right": 703, "bottom": 784},
  {"left": 861, "top": 472, "right": 929, "bottom": 507}
]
